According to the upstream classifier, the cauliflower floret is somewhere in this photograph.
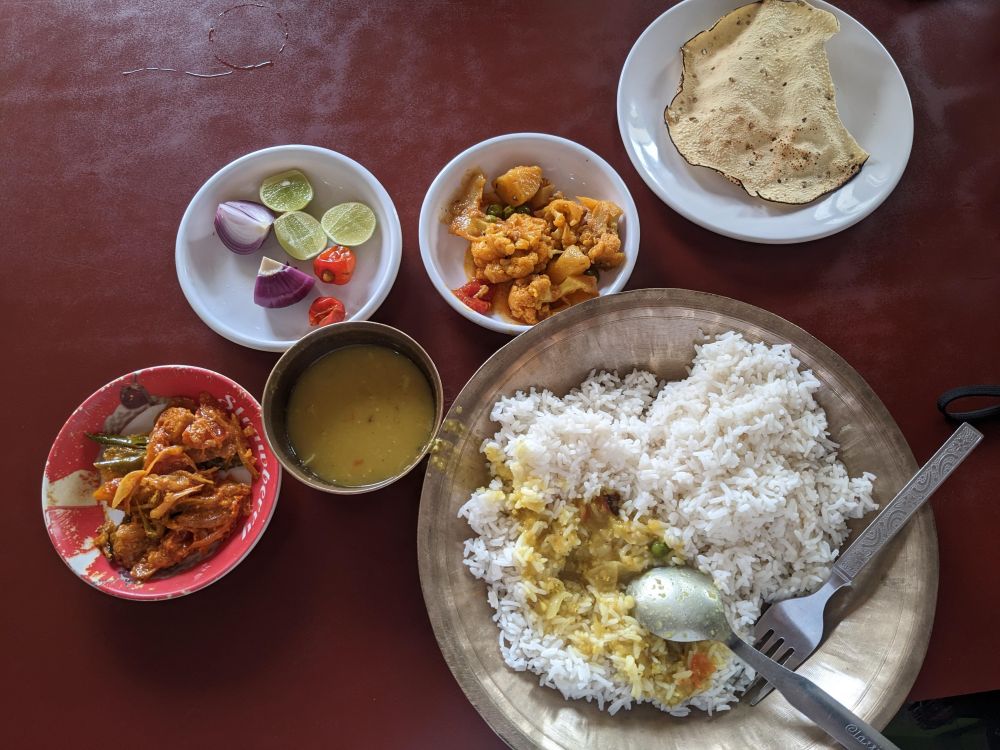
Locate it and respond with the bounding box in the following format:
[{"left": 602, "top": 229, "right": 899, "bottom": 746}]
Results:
[
  {"left": 508, "top": 274, "right": 553, "bottom": 325},
  {"left": 579, "top": 197, "right": 623, "bottom": 229},
  {"left": 476, "top": 252, "right": 541, "bottom": 283},
  {"left": 541, "top": 199, "right": 586, "bottom": 249},
  {"left": 543, "top": 199, "right": 586, "bottom": 226},
  {"left": 470, "top": 231, "right": 514, "bottom": 264},
  {"left": 504, "top": 213, "right": 551, "bottom": 250},
  {"left": 586, "top": 232, "right": 624, "bottom": 268},
  {"left": 577, "top": 197, "right": 624, "bottom": 268},
  {"left": 470, "top": 214, "right": 553, "bottom": 283}
]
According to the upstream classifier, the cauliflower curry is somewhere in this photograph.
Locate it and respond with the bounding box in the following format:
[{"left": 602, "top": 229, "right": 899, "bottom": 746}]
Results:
[{"left": 447, "top": 165, "right": 625, "bottom": 325}]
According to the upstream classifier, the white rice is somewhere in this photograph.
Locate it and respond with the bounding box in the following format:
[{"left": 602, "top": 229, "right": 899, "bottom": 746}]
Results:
[{"left": 458, "top": 332, "right": 877, "bottom": 714}]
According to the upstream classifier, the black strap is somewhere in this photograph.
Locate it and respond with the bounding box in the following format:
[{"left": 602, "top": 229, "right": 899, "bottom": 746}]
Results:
[{"left": 937, "top": 385, "right": 1000, "bottom": 423}]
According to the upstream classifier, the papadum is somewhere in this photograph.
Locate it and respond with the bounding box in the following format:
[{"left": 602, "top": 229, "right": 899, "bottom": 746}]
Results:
[{"left": 665, "top": 0, "right": 868, "bottom": 204}]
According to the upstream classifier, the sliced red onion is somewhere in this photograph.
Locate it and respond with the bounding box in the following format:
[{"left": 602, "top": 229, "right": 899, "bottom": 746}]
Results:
[
  {"left": 253, "top": 257, "right": 315, "bottom": 308},
  {"left": 215, "top": 200, "right": 274, "bottom": 254}
]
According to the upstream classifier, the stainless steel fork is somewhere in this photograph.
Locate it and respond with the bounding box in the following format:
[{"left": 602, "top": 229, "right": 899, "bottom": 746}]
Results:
[{"left": 746, "top": 422, "right": 983, "bottom": 705}]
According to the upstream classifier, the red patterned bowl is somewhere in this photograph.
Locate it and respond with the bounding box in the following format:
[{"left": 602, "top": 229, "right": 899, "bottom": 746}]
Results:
[{"left": 41, "top": 365, "right": 281, "bottom": 600}]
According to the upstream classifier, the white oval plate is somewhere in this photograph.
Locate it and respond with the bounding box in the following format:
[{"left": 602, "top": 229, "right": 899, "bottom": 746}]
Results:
[
  {"left": 176, "top": 145, "right": 402, "bottom": 351},
  {"left": 617, "top": 0, "right": 913, "bottom": 244}
]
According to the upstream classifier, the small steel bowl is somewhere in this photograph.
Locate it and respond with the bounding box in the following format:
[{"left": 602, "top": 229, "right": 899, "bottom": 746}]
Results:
[{"left": 262, "top": 321, "right": 443, "bottom": 494}]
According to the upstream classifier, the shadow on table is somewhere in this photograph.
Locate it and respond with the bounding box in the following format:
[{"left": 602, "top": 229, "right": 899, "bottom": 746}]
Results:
[
  {"left": 884, "top": 690, "right": 1000, "bottom": 749},
  {"left": 88, "top": 503, "right": 310, "bottom": 691}
]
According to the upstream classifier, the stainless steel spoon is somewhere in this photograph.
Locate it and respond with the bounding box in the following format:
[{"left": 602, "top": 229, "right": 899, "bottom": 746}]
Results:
[{"left": 628, "top": 567, "right": 899, "bottom": 750}]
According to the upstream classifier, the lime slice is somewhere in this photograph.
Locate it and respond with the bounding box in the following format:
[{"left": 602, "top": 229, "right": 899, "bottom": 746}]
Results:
[
  {"left": 260, "top": 169, "right": 313, "bottom": 212},
  {"left": 321, "top": 202, "right": 377, "bottom": 246},
  {"left": 273, "top": 211, "right": 327, "bottom": 260}
]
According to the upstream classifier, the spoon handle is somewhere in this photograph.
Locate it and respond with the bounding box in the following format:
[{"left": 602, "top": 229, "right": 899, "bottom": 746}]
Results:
[{"left": 727, "top": 636, "right": 900, "bottom": 750}]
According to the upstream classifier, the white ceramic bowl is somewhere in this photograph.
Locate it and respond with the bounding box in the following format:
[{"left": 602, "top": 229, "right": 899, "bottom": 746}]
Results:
[
  {"left": 176, "top": 145, "right": 402, "bottom": 351},
  {"left": 418, "top": 133, "right": 640, "bottom": 335}
]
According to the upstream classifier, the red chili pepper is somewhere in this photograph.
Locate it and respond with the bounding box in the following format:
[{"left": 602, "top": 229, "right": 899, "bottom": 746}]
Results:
[
  {"left": 308, "top": 296, "right": 346, "bottom": 326},
  {"left": 313, "top": 245, "right": 356, "bottom": 285},
  {"left": 453, "top": 280, "right": 494, "bottom": 315}
]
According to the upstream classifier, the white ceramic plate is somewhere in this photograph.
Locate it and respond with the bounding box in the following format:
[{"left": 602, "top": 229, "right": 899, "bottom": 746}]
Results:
[
  {"left": 176, "top": 145, "right": 402, "bottom": 351},
  {"left": 419, "top": 133, "right": 639, "bottom": 336},
  {"left": 617, "top": 0, "right": 913, "bottom": 244}
]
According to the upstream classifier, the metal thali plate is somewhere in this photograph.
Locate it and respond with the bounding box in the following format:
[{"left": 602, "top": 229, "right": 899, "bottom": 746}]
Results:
[{"left": 418, "top": 288, "right": 935, "bottom": 749}]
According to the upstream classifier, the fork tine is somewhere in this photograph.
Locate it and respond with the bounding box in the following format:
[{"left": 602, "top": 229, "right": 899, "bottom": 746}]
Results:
[
  {"left": 748, "top": 682, "right": 776, "bottom": 706},
  {"left": 775, "top": 646, "right": 795, "bottom": 665},
  {"left": 740, "top": 636, "right": 785, "bottom": 703},
  {"left": 752, "top": 627, "right": 775, "bottom": 649},
  {"left": 761, "top": 636, "right": 785, "bottom": 659},
  {"left": 742, "top": 676, "right": 766, "bottom": 698},
  {"left": 741, "top": 632, "right": 782, "bottom": 698},
  {"left": 748, "top": 648, "right": 806, "bottom": 706}
]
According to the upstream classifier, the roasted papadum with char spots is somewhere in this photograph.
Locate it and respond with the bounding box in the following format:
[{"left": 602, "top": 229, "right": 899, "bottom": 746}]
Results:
[{"left": 665, "top": 0, "right": 868, "bottom": 205}]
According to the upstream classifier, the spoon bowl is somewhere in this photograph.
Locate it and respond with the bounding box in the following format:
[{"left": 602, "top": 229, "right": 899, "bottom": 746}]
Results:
[
  {"left": 626, "top": 566, "right": 729, "bottom": 642},
  {"left": 628, "top": 567, "right": 899, "bottom": 750}
]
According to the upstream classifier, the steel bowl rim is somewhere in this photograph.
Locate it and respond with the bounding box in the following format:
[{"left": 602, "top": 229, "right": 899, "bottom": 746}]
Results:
[{"left": 263, "top": 320, "right": 444, "bottom": 495}]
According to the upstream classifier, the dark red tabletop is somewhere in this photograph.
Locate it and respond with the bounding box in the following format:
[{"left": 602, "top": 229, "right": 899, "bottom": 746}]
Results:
[{"left": 4, "top": 1, "right": 999, "bottom": 747}]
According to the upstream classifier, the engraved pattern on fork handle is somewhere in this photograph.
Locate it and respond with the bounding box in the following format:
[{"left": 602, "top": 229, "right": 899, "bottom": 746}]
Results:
[{"left": 834, "top": 423, "right": 983, "bottom": 581}]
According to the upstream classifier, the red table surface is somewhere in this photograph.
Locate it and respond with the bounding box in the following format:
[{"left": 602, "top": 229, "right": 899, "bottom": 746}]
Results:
[{"left": 3, "top": 1, "right": 998, "bottom": 747}]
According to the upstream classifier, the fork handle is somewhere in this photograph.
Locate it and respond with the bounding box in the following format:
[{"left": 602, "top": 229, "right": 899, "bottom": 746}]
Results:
[
  {"left": 832, "top": 423, "right": 983, "bottom": 582},
  {"left": 728, "top": 637, "right": 900, "bottom": 750}
]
